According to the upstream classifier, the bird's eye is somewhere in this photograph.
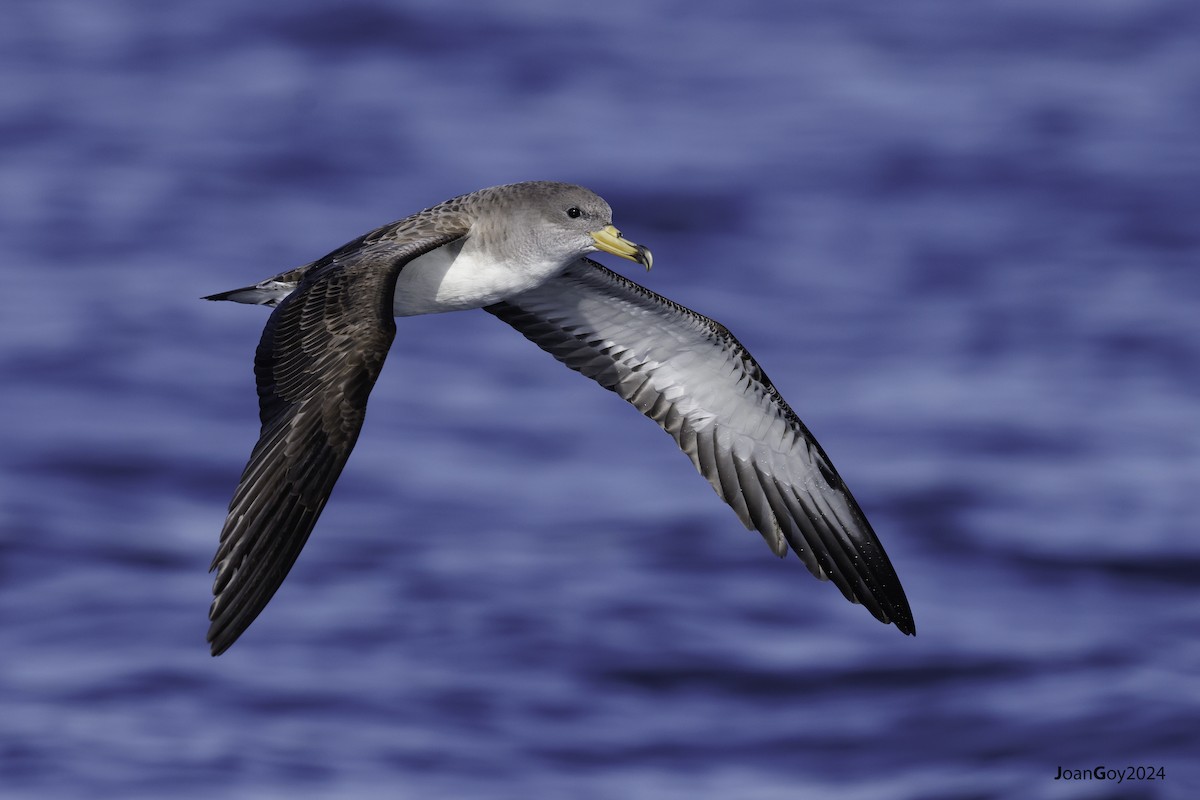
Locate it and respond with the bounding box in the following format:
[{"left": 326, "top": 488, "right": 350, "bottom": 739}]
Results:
[{"left": 566, "top": 206, "right": 581, "bottom": 219}]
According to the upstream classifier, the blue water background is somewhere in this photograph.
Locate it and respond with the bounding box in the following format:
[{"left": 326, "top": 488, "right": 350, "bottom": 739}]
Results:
[{"left": 2, "top": 2, "right": 1198, "bottom": 798}]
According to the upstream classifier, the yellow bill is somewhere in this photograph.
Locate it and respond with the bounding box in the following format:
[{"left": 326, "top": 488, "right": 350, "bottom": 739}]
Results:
[{"left": 591, "top": 225, "right": 653, "bottom": 271}]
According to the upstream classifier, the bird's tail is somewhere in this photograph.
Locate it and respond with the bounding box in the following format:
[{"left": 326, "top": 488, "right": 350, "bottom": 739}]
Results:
[{"left": 202, "top": 280, "right": 297, "bottom": 307}]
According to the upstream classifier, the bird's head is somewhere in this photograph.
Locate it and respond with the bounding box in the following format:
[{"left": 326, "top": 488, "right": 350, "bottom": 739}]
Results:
[{"left": 488, "top": 181, "right": 652, "bottom": 271}]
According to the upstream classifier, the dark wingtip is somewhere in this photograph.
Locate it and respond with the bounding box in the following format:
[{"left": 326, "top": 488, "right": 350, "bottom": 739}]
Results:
[
  {"left": 207, "top": 607, "right": 227, "bottom": 656},
  {"left": 886, "top": 591, "right": 916, "bottom": 636},
  {"left": 207, "top": 588, "right": 238, "bottom": 656},
  {"left": 207, "top": 617, "right": 237, "bottom": 656}
]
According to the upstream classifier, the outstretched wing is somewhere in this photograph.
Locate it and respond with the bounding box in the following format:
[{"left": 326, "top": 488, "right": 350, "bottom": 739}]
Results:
[
  {"left": 208, "top": 234, "right": 460, "bottom": 655},
  {"left": 486, "top": 259, "right": 914, "bottom": 634}
]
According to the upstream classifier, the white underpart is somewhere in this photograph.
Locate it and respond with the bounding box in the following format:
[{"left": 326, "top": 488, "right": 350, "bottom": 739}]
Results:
[{"left": 392, "top": 236, "right": 572, "bottom": 317}]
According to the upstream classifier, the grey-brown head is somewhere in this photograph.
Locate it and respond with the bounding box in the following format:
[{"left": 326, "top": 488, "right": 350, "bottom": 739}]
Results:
[{"left": 466, "top": 181, "right": 652, "bottom": 271}]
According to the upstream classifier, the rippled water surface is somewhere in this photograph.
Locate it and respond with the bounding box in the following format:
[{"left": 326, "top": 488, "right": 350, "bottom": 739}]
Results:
[{"left": 3, "top": 2, "right": 1198, "bottom": 798}]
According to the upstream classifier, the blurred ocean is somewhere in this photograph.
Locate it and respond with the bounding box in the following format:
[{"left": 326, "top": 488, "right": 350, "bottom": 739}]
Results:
[{"left": 2, "top": 1, "right": 1198, "bottom": 798}]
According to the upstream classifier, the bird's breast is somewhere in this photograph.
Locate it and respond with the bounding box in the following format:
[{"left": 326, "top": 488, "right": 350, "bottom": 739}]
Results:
[{"left": 391, "top": 238, "right": 563, "bottom": 317}]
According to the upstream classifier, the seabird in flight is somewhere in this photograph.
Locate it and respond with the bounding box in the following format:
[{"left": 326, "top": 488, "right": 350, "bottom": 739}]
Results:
[{"left": 204, "top": 181, "right": 914, "bottom": 655}]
